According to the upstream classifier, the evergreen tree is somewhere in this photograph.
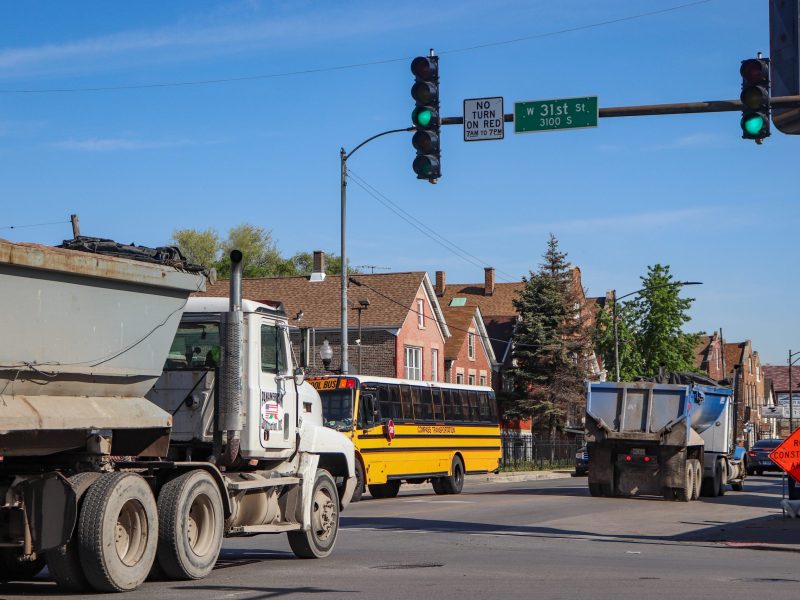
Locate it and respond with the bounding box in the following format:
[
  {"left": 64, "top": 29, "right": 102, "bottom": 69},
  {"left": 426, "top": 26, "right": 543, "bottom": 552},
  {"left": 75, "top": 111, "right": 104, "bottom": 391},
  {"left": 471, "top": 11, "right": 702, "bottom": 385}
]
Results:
[{"left": 510, "top": 234, "right": 594, "bottom": 439}]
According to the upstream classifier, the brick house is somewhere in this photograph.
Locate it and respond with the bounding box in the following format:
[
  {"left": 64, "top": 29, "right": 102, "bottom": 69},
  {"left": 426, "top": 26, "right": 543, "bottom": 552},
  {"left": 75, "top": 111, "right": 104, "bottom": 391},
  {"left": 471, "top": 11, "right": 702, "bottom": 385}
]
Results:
[
  {"left": 696, "top": 337, "right": 765, "bottom": 445},
  {"left": 200, "top": 252, "right": 449, "bottom": 380},
  {"left": 762, "top": 365, "right": 800, "bottom": 438},
  {"left": 441, "top": 304, "right": 497, "bottom": 387},
  {"left": 436, "top": 266, "right": 602, "bottom": 436}
]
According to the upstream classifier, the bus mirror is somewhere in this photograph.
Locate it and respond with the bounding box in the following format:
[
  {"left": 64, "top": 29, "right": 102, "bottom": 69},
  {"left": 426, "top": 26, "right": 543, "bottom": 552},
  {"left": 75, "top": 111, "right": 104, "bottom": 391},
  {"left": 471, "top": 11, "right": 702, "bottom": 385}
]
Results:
[{"left": 293, "top": 367, "right": 306, "bottom": 387}]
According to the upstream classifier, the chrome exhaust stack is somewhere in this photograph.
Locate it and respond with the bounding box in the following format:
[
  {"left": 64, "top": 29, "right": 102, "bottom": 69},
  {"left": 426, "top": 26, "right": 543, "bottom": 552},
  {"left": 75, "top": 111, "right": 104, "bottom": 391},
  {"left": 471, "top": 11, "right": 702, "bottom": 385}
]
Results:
[{"left": 218, "top": 249, "right": 243, "bottom": 464}]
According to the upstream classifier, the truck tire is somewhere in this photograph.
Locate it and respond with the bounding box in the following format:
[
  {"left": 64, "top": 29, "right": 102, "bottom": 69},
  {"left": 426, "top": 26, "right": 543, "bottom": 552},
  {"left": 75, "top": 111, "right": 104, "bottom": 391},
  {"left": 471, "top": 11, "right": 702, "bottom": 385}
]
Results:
[
  {"left": 730, "top": 480, "right": 744, "bottom": 491},
  {"left": 676, "top": 462, "right": 694, "bottom": 502},
  {"left": 441, "top": 456, "right": 465, "bottom": 495},
  {"left": 588, "top": 483, "right": 604, "bottom": 497},
  {"left": 77, "top": 472, "right": 158, "bottom": 592},
  {"left": 701, "top": 464, "right": 722, "bottom": 498},
  {"left": 156, "top": 470, "right": 224, "bottom": 580},
  {"left": 0, "top": 549, "right": 45, "bottom": 582},
  {"left": 691, "top": 460, "right": 702, "bottom": 501},
  {"left": 717, "top": 462, "right": 727, "bottom": 496},
  {"left": 368, "top": 480, "right": 401, "bottom": 499},
  {"left": 45, "top": 472, "right": 101, "bottom": 591},
  {"left": 288, "top": 469, "right": 339, "bottom": 559},
  {"left": 350, "top": 460, "right": 365, "bottom": 503}
]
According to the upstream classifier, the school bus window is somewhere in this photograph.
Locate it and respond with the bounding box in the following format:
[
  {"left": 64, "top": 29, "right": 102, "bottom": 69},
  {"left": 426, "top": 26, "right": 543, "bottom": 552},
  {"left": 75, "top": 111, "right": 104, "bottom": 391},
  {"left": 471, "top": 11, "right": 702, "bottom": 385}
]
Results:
[
  {"left": 467, "top": 391, "right": 480, "bottom": 421},
  {"left": 431, "top": 387, "right": 444, "bottom": 422},
  {"left": 357, "top": 386, "right": 379, "bottom": 429},
  {"left": 413, "top": 386, "right": 433, "bottom": 422},
  {"left": 400, "top": 384, "right": 413, "bottom": 422},
  {"left": 386, "top": 384, "right": 403, "bottom": 421},
  {"left": 479, "top": 392, "right": 490, "bottom": 420},
  {"left": 320, "top": 390, "right": 354, "bottom": 431}
]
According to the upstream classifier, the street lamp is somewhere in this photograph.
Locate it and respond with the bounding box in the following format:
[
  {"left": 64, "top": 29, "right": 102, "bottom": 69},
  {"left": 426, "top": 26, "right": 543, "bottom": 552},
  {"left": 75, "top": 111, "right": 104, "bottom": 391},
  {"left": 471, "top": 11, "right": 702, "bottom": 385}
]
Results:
[
  {"left": 353, "top": 299, "right": 370, "bottom": 375},
  {"left": 788, "top": 350, "right": 800, "bottom": 434},
  {"left": 612, "top": 281, "right": 702, "bottom": 382},
  {"left": 320, "top": 338, "right": 334, "bottom": 372}
]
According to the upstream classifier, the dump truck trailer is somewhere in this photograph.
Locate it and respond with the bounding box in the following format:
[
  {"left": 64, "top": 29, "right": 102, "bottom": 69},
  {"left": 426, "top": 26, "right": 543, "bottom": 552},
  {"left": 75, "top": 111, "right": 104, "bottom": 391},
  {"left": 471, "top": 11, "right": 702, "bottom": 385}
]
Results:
[
  {"left": 0, "top": 238, "right": 355, "bottom": 592},
  {"left": 585, "top": 378, "right": 745, "bottom": 501}
]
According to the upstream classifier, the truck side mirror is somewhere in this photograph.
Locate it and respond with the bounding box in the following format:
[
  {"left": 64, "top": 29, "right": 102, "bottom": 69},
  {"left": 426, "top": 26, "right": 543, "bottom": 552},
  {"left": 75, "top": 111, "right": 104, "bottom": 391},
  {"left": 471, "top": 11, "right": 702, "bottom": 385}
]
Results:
[{"left": 293, "top": 367, "right": 306, "bottom": 387}]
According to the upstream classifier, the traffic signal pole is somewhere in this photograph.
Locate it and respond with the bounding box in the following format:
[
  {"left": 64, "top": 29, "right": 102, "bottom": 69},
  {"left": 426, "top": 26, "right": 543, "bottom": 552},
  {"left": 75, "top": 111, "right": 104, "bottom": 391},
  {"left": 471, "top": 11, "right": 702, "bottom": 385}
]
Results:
[{"left": 339, "top": 127, "right": 413, "bottom": 374}]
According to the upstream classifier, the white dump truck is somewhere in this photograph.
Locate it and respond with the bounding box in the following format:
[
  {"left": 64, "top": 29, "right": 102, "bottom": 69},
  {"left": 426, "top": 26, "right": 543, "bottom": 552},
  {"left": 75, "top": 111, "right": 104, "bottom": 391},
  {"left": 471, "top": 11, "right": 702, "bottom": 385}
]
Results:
[{"left": 0, "top": 237, "right": 355, "bottom": 592}]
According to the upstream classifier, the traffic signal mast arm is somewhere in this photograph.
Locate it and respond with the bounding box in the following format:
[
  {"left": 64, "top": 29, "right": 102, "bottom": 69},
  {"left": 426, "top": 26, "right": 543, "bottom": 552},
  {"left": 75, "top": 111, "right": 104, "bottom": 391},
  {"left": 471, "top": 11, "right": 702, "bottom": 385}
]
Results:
[{"left": 439, "top": 95, "right": 800, "bottom": 125}]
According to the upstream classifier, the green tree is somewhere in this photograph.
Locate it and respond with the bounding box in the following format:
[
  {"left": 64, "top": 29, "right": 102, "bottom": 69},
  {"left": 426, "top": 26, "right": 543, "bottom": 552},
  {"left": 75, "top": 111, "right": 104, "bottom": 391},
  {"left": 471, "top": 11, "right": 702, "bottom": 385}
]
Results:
[
  {"left": 171, "top": 228, "right": 220, "bottom": 268},
  {"left": 218, "top": 224, "right": 283, "bottom": 278},
  {"left": 510, "top": 234, "right": 594, "bottom": 439},
  {"left": 594, "top": 264, "right": 701, "bottom": 380}
]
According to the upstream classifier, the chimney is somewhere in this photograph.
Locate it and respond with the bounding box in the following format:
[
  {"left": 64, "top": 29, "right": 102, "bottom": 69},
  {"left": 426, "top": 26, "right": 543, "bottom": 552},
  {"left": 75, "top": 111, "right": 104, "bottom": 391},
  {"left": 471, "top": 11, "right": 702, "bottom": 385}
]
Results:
[
  {"left": 310, "top": 250, "right": 326, "bottom": 282},
  {"left": 484, "top": 267, "right": 495, "bottom": 296},
  {"left": 435, "top": 271, "right": 446, "bottom": 297}
]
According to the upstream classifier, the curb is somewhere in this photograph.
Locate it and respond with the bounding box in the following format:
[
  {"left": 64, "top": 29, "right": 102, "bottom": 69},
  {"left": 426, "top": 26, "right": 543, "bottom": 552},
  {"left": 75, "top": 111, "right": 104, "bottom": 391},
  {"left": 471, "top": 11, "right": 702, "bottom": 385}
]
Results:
[{"left": 470, "top": 470, "right": 575, "bottom": 483}]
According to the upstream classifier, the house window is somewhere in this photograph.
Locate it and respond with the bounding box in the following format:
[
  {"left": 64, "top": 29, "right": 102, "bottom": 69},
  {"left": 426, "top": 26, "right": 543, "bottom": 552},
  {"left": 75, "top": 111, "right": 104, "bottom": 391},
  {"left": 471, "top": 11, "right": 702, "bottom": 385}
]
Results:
[
  {"left": 468, "top": 374, "right": 476, "bottom": 385},
  {"left": 573, "top": 302, "right": 581, "bottom": 320},
  {"left": 405, "top": 346, "right": 422, "bottom": 380},
  {"left": 468, "top": 331, "right": 475, "bottom": 360},
  {"left": 749, "top": 357, "right": 753, "bottom": 374},
  {"left": 417, "top": 299, "right": 425, "bottom": 328},
  {"left": 479, "top": 374, "right": 487, "bottom": 386},
  {"left": 456, "top": 369, "right": 464, "bottom": 384},
  {"left": 715, "top": 349, "right": 719, "bottom": 370},
  {"left": 431, "top": 349, "right": 439, "bottom": 382},
  {"left": 757, "top": 366, "right": 761, "bottom": 382}
]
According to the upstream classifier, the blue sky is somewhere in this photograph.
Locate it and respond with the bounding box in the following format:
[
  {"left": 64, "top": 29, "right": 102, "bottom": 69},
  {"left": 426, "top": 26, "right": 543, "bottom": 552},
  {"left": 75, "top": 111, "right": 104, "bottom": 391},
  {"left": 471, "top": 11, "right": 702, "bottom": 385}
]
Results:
[{"left": 1, "top": 0, "right": 796, "bottom": 364}]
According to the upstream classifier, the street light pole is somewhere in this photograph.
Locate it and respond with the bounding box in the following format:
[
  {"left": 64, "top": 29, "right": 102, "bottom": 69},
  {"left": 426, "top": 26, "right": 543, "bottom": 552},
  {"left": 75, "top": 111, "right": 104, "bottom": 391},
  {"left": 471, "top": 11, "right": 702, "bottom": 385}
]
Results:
[
  {"left": 612, "top": 281, "right": 702, "bottom": 382},
  {"left": 789, "top": 349, "right": 800, "bottom": 434},
  {"left": 339, "top": 127, "right": 413, "bottom": 375}
]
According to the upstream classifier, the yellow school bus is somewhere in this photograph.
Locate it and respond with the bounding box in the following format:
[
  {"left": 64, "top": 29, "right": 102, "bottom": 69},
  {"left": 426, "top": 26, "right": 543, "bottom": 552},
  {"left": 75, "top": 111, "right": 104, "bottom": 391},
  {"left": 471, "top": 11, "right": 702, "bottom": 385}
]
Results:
[{"left": 308, "top": 375, "right": 501, "bottom": 501}]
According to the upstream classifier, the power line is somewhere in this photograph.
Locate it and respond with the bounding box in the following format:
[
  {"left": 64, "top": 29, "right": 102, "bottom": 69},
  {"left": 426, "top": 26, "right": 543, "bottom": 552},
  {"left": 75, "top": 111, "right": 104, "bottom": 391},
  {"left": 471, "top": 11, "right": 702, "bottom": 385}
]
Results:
[
  {"left": 349, "top": 275, "right": 561, "bottom": 351},
  {"left": 0, "top": 1, "right": 714, "bottom": 95},
  {"left": 347, "top": 169, "right": 519, "bottom": 283},
  {"left": 0, "top": 220, "right": 70, "bottom": 230}
]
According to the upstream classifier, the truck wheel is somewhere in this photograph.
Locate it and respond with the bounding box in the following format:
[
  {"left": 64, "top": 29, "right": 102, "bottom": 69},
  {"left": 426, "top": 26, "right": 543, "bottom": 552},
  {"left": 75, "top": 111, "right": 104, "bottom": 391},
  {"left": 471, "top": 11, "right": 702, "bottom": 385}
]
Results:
[
  {"left": 77, "top": 472, "right": 158, "bottom": 592},
  {"left": 157, "top": 470, "right": 224, "bottom": 580},
  {"left": 368, "top": 480, "right": 401, "bottom": 499},
  {"left": 717, "top": 462, "right": 726, "bottom": 496},
  {"left": 441, "top": 456, "right": 465, "bottom": 494},
  {"left": 691, "top": 460, "right": 702, "bottom": 501},
  {"left": 730, "top": 480, "right": 744, "bottom": 491},
  {"left": 350, "top": 461, "right": 365, "bottom": 503},
  {"left": 0, "top": 549, "right": 45, "bottom": 582},
  {"left": 288, "top": 470, "right": 339, "bottom": 558},
  {"left": 676, "top": 462, "right": 694, "bottom": 502},
  {"left": 45, "top": 472, "right": 100, "bottom": 591}
]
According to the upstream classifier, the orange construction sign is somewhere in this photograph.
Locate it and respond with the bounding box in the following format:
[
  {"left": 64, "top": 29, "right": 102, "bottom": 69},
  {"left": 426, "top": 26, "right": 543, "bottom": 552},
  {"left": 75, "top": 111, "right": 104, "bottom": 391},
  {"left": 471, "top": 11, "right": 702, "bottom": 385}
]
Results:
[{"left": 769, "top": 428, "right": 800, "bottom": 483}]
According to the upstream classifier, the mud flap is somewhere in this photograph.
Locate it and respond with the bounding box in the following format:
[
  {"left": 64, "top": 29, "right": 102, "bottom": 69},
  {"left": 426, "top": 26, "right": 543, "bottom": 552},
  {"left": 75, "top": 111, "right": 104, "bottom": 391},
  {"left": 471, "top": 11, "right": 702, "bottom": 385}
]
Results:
[{"left": 21, "top": 472, "right": 77, "bottom": 552}]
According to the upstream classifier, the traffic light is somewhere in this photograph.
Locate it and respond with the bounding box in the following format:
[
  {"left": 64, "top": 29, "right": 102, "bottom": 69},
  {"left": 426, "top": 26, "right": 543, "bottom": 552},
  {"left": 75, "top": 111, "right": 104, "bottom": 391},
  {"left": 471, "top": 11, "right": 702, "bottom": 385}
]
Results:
[
  {"left": 740, "top": 57, "right": 771, "bottom": 141},
  {"left": 769, "top": 0, "right": 800, "bottom": 134},
  {"left": 411, "top": 54, "right": 440, "bottom": 182}
]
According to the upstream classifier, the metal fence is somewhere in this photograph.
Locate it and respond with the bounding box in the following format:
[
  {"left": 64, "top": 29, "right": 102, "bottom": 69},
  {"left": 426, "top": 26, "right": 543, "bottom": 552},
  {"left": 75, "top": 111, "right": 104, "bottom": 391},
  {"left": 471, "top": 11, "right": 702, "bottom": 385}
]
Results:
[{"left": 500, "top": 435, "right": 579, "bottom": 470}]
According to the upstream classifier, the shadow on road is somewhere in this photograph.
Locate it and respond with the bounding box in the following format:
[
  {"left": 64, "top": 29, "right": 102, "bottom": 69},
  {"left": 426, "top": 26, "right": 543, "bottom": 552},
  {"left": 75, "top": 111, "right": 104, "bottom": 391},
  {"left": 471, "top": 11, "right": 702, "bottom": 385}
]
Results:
[{"left": 170, "top": 584, "right": 357, "bottom": 599}]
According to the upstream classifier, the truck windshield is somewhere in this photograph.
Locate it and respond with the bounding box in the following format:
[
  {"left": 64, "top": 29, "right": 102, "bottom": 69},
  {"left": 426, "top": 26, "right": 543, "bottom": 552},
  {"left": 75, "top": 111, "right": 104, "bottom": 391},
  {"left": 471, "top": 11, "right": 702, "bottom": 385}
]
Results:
[
  {"left": 319, "top": 390, "right": 354, "bottom": 432},
  {"left": 164, "top": 322, "right": 220, "bottom": 370}
]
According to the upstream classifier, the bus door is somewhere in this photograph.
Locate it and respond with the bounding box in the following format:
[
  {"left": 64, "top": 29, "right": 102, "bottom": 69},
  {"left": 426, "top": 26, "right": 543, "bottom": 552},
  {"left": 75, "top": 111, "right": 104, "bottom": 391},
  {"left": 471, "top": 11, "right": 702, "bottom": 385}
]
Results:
[
  {"left": 356, "top": 384, "right": 387, "bottom": 483},
  {"left": 257, "top": 319, "right": 295, "bottom": 450}
]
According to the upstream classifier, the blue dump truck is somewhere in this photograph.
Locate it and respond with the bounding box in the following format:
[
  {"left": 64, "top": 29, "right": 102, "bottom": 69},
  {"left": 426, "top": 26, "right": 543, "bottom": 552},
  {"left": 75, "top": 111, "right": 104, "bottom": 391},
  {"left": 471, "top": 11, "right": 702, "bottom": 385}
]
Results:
[{"left": 585, "top": 376, "right": 746, "bottom": 501}]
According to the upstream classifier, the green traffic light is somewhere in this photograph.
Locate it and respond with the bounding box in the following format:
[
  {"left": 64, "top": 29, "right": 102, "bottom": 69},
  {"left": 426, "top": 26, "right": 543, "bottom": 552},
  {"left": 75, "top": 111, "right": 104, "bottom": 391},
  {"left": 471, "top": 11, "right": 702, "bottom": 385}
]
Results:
[
  {"left": 412, "top": 107, "right": 433, "bottom": 128},
  {"left": 742, "top": 114, "right": 764, "bottom": 136}
]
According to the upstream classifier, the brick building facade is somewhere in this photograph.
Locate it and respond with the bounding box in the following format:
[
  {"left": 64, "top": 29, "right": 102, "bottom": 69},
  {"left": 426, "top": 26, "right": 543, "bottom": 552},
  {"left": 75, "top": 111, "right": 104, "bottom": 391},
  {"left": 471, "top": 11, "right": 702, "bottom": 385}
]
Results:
[{"left": 441, "top": 304, "right": 496, "bottom": 387}]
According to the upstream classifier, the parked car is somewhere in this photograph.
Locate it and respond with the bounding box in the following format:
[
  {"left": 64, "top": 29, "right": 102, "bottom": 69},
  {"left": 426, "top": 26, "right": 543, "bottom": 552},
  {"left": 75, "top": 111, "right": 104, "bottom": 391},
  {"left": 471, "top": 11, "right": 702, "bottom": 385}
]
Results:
[
  {"left": 575, "top": 445, "right": 589, "bottom": 476},
  {"left": 746, "top": 439, "right": 783, "bottom": 475}
]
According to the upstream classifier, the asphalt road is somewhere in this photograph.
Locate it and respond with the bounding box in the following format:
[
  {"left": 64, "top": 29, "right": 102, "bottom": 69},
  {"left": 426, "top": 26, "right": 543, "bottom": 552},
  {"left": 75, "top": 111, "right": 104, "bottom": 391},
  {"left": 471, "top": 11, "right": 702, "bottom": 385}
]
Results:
[{"left": 3, "top": 474, "right": 798, "bottom": 600}]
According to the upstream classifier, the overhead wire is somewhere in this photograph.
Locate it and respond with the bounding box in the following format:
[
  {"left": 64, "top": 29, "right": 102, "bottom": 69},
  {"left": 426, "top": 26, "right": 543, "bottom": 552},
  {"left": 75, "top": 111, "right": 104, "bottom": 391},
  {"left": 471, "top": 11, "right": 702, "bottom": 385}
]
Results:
[
  {"left": 349, "top": 275, "right": 563, "bottom": 351},
  {"left": 0, "top": 220, "right": 70, "bottom": 230},
  {"left": 0, "top": 1, "right": 715, "bottom": 95},
  {"left": 347, "top": 168, "right": 519, "bottom": 283}
]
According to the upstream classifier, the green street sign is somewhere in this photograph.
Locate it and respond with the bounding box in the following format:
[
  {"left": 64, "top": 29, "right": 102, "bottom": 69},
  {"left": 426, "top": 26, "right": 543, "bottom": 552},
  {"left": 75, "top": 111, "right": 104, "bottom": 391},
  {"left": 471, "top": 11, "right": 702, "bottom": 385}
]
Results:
[{"left": 514, "top": 96, "right": 598, "bottom": 133}]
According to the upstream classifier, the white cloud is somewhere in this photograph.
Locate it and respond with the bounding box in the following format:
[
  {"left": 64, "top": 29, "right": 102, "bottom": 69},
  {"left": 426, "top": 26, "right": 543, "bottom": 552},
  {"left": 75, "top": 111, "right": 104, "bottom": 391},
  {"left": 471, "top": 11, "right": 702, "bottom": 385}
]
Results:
[
  {"left": 644, "top": 132, "right": 728, "bottom": 151},
  {"left": 489, "top": 207, "right": 715, "bottom": 236},
  {"left": 50, "top": 137, "right": 194, "bottom": 152}
]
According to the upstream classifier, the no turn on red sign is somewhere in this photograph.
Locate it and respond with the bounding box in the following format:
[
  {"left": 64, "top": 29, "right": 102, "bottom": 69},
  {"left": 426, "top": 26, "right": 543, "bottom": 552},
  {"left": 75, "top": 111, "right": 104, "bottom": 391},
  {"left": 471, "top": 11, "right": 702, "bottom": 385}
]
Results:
[
  {"left": 463, "top": 97, "right": 504, "bottom": 141},
  {"left": 769, "top": 428, "right": 800, "bottom": 482}
]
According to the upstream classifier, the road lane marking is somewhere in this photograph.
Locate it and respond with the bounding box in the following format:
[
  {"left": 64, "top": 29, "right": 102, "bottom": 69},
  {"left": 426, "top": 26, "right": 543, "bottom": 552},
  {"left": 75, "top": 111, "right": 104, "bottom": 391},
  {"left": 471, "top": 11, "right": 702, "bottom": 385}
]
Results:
[{"left": 403, "top": 499, "right": 473, "bottom": 504}]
